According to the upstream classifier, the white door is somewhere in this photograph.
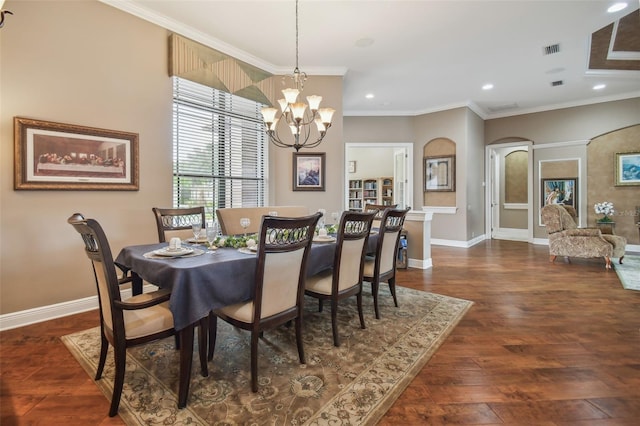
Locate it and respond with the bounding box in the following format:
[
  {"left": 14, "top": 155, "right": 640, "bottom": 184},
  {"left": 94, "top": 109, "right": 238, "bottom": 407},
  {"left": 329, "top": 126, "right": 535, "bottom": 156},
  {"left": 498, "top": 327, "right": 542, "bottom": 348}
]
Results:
[
  {"left": 485, "top": 142, "right": 534, "bottom": 242},
  {"left": 394, "top": 149, "right": 407, "bottom": 209}
]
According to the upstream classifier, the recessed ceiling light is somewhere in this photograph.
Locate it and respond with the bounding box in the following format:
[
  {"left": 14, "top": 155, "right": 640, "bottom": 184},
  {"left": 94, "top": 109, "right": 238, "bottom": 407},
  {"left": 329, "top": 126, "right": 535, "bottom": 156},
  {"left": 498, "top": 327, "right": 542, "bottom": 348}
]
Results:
[
  {"left": 365, "top": 93, "right": 375, "bottom": 99},
  {"left": 482, "top": 83, "right": 494, "bottom": 90},
  {"left": 607, "top": 2, "right": 627, "bottom": 13},
  {"left": 593, "top": 84, "right": 606, "bottom": 90}
]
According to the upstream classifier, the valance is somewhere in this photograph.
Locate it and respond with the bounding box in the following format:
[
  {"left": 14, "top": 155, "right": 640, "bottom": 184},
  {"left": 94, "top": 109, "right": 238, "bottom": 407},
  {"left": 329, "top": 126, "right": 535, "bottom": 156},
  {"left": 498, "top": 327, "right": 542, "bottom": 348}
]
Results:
[{"left": 169, "top": 33, "right": 276, "bottom": 106}]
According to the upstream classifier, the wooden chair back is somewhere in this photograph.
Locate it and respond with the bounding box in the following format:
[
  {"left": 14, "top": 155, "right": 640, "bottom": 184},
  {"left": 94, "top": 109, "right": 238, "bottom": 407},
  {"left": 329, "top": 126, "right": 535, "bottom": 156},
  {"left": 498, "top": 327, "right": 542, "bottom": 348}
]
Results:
[
  {"left": 152, "top": 207, "right": 206, "bottom": 242},
  {"left": 216, "top": 206, "right": 309, "bottom": 235},
  {"left": 364, "top": 203, "right": 398, "bottom": 228},
  {"left": 334, "top": 211, "right": 376, "bottom": 292},
  {"left": 373, "top": 207, "right": 410, "bottom": 275},
  {"left": 68, "top": 213, "right": 124, "bottom": 336},
  {"left": 254, "top": 212, "right": 321, "bottom": 320}
]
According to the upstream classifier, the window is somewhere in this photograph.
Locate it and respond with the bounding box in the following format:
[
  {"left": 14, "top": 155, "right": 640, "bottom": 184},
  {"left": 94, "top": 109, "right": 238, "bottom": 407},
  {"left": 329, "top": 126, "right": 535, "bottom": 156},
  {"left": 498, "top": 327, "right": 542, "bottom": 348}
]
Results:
[{"left": 172, "top": 77, "right": 267, "bottom": 222}]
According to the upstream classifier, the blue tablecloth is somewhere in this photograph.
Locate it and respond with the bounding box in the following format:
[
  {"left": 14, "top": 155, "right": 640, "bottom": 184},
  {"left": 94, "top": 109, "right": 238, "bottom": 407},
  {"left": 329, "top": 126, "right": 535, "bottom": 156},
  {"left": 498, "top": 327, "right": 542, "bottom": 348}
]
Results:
[{"left": 115, "top": 240, "right": 344, "bottom": 331}]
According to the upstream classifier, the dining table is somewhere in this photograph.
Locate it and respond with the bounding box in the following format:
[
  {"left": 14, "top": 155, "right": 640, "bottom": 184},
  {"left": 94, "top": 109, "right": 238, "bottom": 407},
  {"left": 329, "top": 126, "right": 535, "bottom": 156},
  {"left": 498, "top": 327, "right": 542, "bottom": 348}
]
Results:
[{"left": 114, "top": 231, "right": 379, "bottom": 408}]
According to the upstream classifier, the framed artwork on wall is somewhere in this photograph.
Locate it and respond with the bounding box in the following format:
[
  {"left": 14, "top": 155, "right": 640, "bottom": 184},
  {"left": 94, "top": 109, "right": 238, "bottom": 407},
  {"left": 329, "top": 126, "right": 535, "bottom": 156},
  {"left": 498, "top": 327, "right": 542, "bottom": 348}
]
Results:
[
  {"left": 424, "top": 155, "right": 455, "bottom": 192},
  {"left": 541, "top": 178, "right": 577, "bottom": 211},
  {"left": 293, "top": 152, "right": 325, "bottom": 191},
  {"left": 14, "top": 117, "right": 139, "bottom": 190},
  {"left": 615, "top": 151, "right": 640, "bottom": 186}
]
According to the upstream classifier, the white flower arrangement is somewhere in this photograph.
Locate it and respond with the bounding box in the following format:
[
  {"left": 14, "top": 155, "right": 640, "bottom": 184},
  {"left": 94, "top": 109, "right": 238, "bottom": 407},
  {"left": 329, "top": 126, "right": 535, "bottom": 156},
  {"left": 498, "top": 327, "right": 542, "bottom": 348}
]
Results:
[{"left": 594, "top": 201, "right": 615, "bottom": 221}]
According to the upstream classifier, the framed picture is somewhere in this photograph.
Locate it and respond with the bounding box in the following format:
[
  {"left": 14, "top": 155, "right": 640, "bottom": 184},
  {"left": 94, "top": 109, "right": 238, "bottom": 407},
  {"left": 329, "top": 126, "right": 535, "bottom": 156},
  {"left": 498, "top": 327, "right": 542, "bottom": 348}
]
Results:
[
  {"left": 424, "top": 155, "right": 455, "bottom": 192},
  {"left": 348, "top": 160, "right": 356, "bottom": 173},
  {"left": 14, "top": 117, "right": 139, "bottom": 190},
  {"left": 615, "top": 151, "right": 640, "bottom": 186},
  {"left": 293, "top": 152, "right": 325, "bottom": 191},
  {"left": 541, "top": 178, "right": 577, "bottom": 210}
]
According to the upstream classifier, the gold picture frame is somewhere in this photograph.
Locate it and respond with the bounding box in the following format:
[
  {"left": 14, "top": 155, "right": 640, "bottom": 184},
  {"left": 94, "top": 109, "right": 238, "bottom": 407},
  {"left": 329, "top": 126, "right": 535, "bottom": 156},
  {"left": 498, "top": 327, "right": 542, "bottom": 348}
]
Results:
[
  {"left": 615, "top": 151, "right": 640, "bottom": 186},
  {"left": 14, "top": 117, "right": 139, "bottom": 190}
]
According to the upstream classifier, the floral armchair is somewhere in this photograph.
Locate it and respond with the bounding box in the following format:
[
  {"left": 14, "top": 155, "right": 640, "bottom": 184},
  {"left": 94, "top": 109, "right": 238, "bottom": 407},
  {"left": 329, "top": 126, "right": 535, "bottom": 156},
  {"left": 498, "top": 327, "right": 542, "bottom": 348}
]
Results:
[{"left": 540, "top": 204, "right": 626, "bottom": 269}]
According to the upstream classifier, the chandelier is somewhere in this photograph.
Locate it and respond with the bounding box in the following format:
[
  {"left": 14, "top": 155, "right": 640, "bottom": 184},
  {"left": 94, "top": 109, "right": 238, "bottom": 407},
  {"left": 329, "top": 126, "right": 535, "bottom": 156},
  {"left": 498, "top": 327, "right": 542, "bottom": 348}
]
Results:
[{"left": 261, "top": 0, "right": 335, "bottom": 151}]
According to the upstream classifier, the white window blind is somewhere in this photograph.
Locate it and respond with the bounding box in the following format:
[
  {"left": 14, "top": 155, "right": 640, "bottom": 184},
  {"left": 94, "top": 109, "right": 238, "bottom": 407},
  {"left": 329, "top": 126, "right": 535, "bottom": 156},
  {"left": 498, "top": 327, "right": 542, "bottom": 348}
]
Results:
[{"left": 172, "top": 77, "right": 267, "bottom": 221}]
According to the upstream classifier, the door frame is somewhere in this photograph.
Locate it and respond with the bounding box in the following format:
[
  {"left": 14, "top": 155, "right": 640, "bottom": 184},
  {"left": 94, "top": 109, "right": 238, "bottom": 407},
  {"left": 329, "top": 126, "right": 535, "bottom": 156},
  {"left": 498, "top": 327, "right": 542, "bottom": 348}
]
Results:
[
  {"left": 345, "top": 142, "right": 413, "bottom": 210},
  {"left": 485, "top": 141, "right": 534, "bottom": 242}
]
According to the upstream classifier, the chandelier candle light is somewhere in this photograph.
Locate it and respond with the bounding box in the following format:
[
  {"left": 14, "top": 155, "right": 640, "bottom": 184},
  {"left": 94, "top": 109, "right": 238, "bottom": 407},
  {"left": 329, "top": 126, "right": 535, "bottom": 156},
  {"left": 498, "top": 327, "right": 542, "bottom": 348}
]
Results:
[{"left": 261, "top": 0, "right": 335, "bottom": 151}]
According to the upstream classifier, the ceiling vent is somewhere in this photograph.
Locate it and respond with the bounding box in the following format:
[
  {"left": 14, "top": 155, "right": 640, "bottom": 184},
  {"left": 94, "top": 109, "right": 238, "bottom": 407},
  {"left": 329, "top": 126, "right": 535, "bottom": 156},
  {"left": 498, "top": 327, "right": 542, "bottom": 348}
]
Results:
[
  {"left": 551, "top": 80, "right": 564, "bottom": 87},
  {"left": 543, "top": 43, "right": 560, "bottom": 55}
]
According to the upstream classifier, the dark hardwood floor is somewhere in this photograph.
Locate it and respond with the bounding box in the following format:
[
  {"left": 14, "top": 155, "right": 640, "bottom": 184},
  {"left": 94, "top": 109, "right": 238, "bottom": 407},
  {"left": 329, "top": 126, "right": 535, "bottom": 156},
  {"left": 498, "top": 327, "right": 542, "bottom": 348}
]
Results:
[{"left": 1, "top": 240, "right": 639, "bottom": 425}]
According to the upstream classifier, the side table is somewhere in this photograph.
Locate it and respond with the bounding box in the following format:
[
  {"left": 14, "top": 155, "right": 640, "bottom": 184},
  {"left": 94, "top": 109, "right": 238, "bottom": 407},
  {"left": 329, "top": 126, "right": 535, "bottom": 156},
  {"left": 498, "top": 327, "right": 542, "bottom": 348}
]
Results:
[{"left": 596, "top": 221, "right": 615, "bottom": 235}]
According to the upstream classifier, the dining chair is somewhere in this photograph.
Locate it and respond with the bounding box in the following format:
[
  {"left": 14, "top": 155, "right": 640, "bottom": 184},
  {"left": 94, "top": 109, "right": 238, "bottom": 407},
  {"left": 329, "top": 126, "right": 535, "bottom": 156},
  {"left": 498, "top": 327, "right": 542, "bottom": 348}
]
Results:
[
  {"left": 363, "top": 203, "right": 397, "bottom": 252},
  {"left": 209, "top": 212, "right": 321, "bottom": 392},
  {"left": 67, "top": 213, "right": 208, "bottom": 416},
  {"left": 70, "top": 213, "right": 143, "bottom": 294},
  {"left": 305, "top": 210, "right": 376, "bottom": 346},
  {"left": 152, "top": 206, "right": 206, "bottom": 242},
  {"left": 363, "top": 207, "right": 410, "bottom": 319},
  {"left": 364, "top": 203, "right": 397, "bottom": 220},
  {"left": 152, "top": 206, "right": 207, "bottom": 349}
]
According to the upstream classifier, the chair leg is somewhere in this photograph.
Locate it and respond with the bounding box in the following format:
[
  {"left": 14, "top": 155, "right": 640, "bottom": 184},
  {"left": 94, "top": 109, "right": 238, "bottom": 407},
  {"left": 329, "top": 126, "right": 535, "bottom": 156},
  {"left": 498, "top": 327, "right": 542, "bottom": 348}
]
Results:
[
  {"left": 549, "top": 255, "right": 557, "bottom": 263},
  {"left": 295, "top": 314, "right": 305, "bottom": 364},
  {"left": 331, "top": 298, "right": 340, "bottom": 347},
  {"left": 318, "top": 299, "right": 323, "bottom": 312},
  {"left": 357, "top": 291, "right": 366, "bottom": 330},
  {"left": 95, "top": 330, "right": 108, "bottom": 380},
  {"left": 388, "top": 277, "right": 398, "bottom": 307},
  {"left": 605, "top": 256, "right": 612, "bottom": 269},
  {"left": 197, "top": 317, "right": 208, "bottom": 377},
  {"left": 109, "top": 344, "right": 126, "bottom": 417},
  {"left": 207, "top": 312, "right": 218, "bottom": 361},
  {"left": 371, "top": 279, "right": 381, "bottom": 319},
  {"left": 619, "top": 255, "right": 624, "bottom": 264},
  {"left": 250, "top": 331, "right": 259, "bottom": 393},
  {"left": 208, "top": 314, "right": 217, "bottom": 361}
]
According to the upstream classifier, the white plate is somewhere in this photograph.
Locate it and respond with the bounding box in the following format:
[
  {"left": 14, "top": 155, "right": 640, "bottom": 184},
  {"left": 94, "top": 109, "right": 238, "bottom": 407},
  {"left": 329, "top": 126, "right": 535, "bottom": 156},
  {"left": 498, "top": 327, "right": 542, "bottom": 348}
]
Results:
[
  {"left": 186, "top": 237, "right": 208, "bottom": 243},
  {"left": 238, "top": 247, "right": 257, "bottom": 255},
  {"left": 313, "top": 235, "right": 336, "bottom": 243},
  {"left": 153, "top": 247, "right": 194, "bottom": 257}
]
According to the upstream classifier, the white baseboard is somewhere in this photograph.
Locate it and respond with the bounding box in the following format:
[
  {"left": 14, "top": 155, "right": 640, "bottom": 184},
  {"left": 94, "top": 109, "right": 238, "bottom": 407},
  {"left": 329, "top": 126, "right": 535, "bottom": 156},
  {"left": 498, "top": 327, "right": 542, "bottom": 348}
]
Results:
[
  {"left": 492, "top": 228, "right": 529, "bottom": 242},
  {"left": 431, "top": 234, "right": 486, "bottom": 248},
  {"left": 0, "top": 285, "right": 157, "bottom": 332},
  {"left": 407, "top": 257, "right": 433, "bottom": 269}
]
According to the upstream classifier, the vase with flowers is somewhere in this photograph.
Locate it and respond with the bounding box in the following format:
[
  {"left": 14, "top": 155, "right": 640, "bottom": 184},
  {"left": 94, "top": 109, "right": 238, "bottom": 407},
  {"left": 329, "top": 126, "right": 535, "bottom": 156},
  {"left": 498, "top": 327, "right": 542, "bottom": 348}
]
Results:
[{"left": 594, "top": 201, "right": 615, "bottom": 223}]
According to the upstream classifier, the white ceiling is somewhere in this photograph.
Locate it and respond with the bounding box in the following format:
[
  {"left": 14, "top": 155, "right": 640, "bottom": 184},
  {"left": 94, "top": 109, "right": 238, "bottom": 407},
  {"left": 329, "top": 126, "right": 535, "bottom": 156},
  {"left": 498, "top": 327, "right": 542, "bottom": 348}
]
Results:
[{"left": 102, "top": 0, "right": 640, "bottom": 119}]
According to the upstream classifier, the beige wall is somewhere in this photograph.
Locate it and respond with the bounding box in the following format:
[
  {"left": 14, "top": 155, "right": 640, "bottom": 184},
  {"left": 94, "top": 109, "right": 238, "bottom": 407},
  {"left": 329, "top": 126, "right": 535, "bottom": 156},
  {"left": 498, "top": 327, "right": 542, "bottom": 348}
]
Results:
[
  {"left": 0, "top": 1, "right": 344, "bottom": 315},
  {"left": 485, "top": 99, "right": 640, "bottom": 144},
  {"left": 485, "top": 100, "right": 640, "bottom": 241},
  {"left": 1, "top": 1, "right": 174, "bottom": 314},
  {"left": 2, "top": 1, "right": 638, "bottom": 318},
  {"left": 588, "top": 125, "right": 640, "bottom": 244}
]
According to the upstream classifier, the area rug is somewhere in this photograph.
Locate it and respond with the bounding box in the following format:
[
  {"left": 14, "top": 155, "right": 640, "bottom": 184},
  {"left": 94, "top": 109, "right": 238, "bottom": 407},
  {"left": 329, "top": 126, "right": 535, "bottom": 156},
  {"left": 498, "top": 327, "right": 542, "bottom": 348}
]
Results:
[
  {"left": 615, "top": 254, "right": 640, "bottom": 291},
  {"left": 62, "top": 287, "right": 472, "bottom": 425}
]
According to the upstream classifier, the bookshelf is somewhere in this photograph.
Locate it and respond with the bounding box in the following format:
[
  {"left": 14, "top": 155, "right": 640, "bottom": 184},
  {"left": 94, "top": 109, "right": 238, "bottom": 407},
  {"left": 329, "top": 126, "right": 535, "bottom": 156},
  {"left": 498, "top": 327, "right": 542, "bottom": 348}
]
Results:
[
  {"left": 381, "top": 177, "right": 393, "bottom": 206},
  {"left": 348, "top": 177, "right": 393, "bottom": 210},
  {"left": 348, "top": 179, "right": 363, "bottom": 210}
]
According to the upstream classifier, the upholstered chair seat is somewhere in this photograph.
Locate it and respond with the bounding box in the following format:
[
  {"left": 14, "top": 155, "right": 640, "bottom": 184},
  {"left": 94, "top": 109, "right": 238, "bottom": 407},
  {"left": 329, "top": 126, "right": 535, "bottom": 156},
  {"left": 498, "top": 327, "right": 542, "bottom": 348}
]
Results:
[
  {"left": 540, "top": 204, "right": 626, "bottom": 269},
  {"left": 305, "top": 211, "right": 376, "bottom": 346},
  {"left": 68, "top": 214, "right": 208, "bottom": 417},
  {"left": 209, "top": 212, "right": 321, "bottom": 392}
]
